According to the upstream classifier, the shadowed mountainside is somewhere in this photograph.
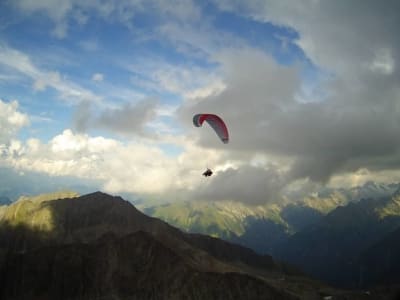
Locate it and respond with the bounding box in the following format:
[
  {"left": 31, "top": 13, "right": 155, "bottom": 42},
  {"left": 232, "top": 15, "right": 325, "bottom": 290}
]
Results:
[
  {"left": 0, "top": 192, "right": 302, "bottom": 300},
  {"left": 143, "top": 186, "right": 400, "bottom": 291},
  {"left": 0, "top": 191, "right": 396, "bottom": 299},
  {"left": 1, "top": 230, "right": 292, "bottom": 300},
  {"left": 276, "top": 194, "right": 400, "bottom": 288},
  {"left": 357, "top": 224, "right": 400, "bottom": 287}
]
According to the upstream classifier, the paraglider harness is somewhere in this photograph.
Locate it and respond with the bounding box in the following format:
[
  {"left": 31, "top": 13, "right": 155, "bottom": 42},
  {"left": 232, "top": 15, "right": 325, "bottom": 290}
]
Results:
[{"left": 202, "top": 168, "right": 213, "bottom": 177}]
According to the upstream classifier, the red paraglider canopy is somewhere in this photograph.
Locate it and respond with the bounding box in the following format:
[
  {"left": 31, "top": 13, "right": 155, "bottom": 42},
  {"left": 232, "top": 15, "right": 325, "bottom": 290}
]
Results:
[{"left": 193, "top": 114, "right": 229, "bottom": 144}]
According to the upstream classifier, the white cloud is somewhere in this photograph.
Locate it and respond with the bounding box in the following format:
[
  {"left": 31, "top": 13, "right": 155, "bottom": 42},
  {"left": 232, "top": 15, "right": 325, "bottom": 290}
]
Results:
[
  {"left": 214, "top": 0, "right": 400, "bottom": 78},
  {"left": 369, "top": 48, "right": 395, "bottom": 75},
  {"left": 0, "top": 45, "right": 102, "bottom": 104},
  {"left": 0, "top": 128, "right": 228, "bottom": 197},
  {"left": 0, "top": 99, "right": 29, "bottom": 144},
  {"left": 126, "top": 58, "right": 222, "bottom": 99},
  {"left": 12, "top": 0, "right": 202, "bottom": 38},
  {"left": 79, "top": 39, "right": 99, "bottom": 52},
  {"left": 92, "top": 73, "right": 104, "bottom": 82},
  {"left": 15, "top": 0, "right": 73, "bottom": 38},
  {"left": 3, "top": 0, "right": 400, "bottom": 204}
]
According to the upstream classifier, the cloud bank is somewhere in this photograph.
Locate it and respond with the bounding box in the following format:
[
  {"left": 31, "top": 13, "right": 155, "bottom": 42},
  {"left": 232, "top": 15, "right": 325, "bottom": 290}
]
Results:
[{"left": 1, "top": 1, "right": 400, "bottom": 205}]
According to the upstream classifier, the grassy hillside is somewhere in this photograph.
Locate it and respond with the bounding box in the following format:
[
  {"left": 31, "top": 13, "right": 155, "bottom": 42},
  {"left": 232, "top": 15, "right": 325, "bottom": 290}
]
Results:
[{"left": 0, "top": 191, "right": 79, "bottom": 231}]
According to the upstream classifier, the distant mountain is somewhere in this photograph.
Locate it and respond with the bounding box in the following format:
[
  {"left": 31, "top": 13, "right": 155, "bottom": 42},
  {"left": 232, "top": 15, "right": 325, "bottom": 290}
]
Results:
[
  {"left": 0, "top": 191, "right": 385, "bottom": 299},
  {"left": 357, "top": 221, "right": 400, "bottom": 287},
  {"left": 346, "top": 181, "right": 400, "bottom": 202},
  {"left": 142, "top": 182, "right": 400, "bottom": 290},
  {"left": 142, "top": 190, "right": 348, "bottom": 255},
  {"left": 0, "top": 196, "right": 11, "bottom": 206},
  {"left": 0, "top": 167, "right": 96, "bottom": 202},
  {"left": 276, "top": 193, "right": 400, "bottom": 288},
  {"left": 0, "top": 191, "right": 317, "bottom": 300}
]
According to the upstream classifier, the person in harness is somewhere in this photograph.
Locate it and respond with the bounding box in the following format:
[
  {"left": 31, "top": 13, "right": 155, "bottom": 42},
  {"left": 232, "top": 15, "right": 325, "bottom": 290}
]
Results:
[{"left": 202, "top": 168, "right": 213, "bottom": 177}]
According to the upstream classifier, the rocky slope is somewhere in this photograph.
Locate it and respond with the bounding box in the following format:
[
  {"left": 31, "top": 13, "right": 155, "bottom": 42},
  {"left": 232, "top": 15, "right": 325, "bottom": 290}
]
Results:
[
  {"left": 1, "top": 230, "right": 294, "bottom": 300},
  {"left": 0, "top": 191, "right": 394, "bottom": 299},
  {"left": 0, "top": 192, "right": 301, "bottom": 300}
]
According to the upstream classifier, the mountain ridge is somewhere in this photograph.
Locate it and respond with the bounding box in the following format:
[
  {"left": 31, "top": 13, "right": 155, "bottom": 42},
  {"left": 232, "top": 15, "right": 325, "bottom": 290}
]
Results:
[
  {"left": 0, "top": 190, "right": 397, "bottom": 298},
  {"left": 276, "top": 193, "right": 400, "bottom": 288},
  {"left": 0, "top": 191, "right": 306, "bottom": 300},
  {"left": 143, "top": 183, "right": 400, "bottom": 290}
]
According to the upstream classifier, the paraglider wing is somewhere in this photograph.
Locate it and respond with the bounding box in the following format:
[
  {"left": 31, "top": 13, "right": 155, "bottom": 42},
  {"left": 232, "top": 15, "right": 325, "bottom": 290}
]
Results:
[{"left": 193, "top": 114, "right": 229, "bottom": 144}]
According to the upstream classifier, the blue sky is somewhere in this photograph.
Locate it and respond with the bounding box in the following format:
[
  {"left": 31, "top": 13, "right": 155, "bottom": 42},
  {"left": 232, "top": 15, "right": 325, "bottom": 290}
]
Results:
[{"left": 1, "top": 0, "right": 399, "bottom": 203}]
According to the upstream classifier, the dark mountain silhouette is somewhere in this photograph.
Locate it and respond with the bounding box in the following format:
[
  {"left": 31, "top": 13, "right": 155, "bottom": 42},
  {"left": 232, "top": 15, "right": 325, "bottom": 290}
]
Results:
[
  {"left": 0, "top": 191, "right": 396, "bottom": 299},
  {"left": 0, "top": 191, "right": 306, "bottom": 300},
  {"left": 357, "top": 224, "right": 400, "bottom": 287},
  {"left": 230, "top": 216, "right": 289, "bottom": 255},
  {"left": 1, "top": 230, "right": 295, "bottom": 300},
  {"left": 280, "top": 204, "right": 324, "bottom": 232},
  {"left": 276, "top": 195, "right": 400, "bottom": 288},
  {"left": 141, "top": 183, "right": 400, "bottom": 292}
]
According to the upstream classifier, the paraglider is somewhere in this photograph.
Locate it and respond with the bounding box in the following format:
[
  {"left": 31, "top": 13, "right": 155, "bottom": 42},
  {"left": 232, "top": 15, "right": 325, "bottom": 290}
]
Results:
[
  {"left": 193, "top": 113, "right": 229, "bottom": 177},
  {"left": 202, "top": 168, "right": 213, "bottom": 177},
  {"left": 193, "top": 114, "right": 229, "bottom": 144}
]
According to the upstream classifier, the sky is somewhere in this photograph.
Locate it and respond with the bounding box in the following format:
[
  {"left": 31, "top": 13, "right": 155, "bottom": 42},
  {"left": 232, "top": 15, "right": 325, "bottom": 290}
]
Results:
[{"left": 0, "top": 0, "right": 399, "bottom": 204}]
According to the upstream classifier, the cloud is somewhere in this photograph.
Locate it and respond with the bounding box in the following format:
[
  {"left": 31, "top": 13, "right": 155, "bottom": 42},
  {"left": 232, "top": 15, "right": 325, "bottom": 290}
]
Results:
[
  {"left": 0, "top": 99, "right": 29, "bottom": 144},
  {"left": 12, "top": 0, "right": 202, "bottom": 38},
  {"left": 92, "top": 73, "right": 104, "bottom": 82},
  {"left": 73, "top": 98, "right": 159, "bottom": 137},
  {"left": 193, "top": 165, "right": 286, "bottom": 204},
  {"left": 198, "top": 1, "right": 400, "bottom": 186},
  {"left": 96, "top": 98, "right": 159, "bottom": 135},
  {"left": 214, "top": 1, "right": 400, "bottom": 74},
  {"left": 0, "top": 45, "right": 102, "bottom": 104},
  {"left": 126, "top": 58, "right": 223, "bottom": 99},
  {"left": 0, "top": 129, "right": 224, "bottom": 197},
  {"left": 14, "top": 0, "right": 73, "bottom": 38},
  {"left": 3, "top": 0, "right": 400, "bottom": 205},
  {"left": 179, "top": 47, "right": 301, "bottom": 150},
  {"left": 369, "top": 48, "right": 395, "bottom": 75},
  {"left": 79, "top": 39, "right": 99, "bottom": 52},
  {"left": 0, "top": 166, "right": 98, "bottom": 201}
]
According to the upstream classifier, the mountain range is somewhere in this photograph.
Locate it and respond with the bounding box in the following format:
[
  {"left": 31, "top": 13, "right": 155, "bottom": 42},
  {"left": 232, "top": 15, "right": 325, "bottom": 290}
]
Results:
[
  {"left": 0, "top": 191, "right": 331, "bottom": 300},
  {"left": 1, "top": 189, "right": 400, "bottom": 298},
  {"left": 142, "top": 182, "right": 400, "bottom": 289},
  {"left": 276, "top": 193, "right": 400, "bottom": 288}
]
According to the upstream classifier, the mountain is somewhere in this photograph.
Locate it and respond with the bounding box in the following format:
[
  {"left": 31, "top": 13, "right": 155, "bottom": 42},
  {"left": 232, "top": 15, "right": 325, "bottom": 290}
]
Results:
[
  {"left": 142, "top": 182, "right": 400, "bottom": 290},
  {"left": 276, "top": 193, "right": 400, "bottom": 288},
  {"left": 357, "top": 222, "right": 400, "bottom": 287},
  {"left": 142, "top": 191, "right": 348, "bottom": 255},
  {"left": 1, "top": 230, "right": 297, "bottom": 300},
  {"left": 0, "top": 191, "right": 386, "bottom": 299},
  {"left": 0, "top": 191, "right": 314, "bottom": 300},
  {"left": 142, "top": 183, "right": 400, "bottom": 252}
]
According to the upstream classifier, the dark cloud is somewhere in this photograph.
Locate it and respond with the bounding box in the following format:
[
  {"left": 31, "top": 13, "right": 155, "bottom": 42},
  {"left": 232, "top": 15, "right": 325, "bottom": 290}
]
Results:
[
  {"left": 194, "top": 165, "right": 286, "bottom": 204},
  {"left": 96, "top": 98, "right": 159, "bottom": 135},
  {"left": 73, "top": 98, "right": 159, "bottom": 137},
  {"left": 73, "top": 101, "right": 92, "bottom": 132},
  {"left": 181, "top": 1, "right": 400, "bottom": 188},
  {"left": 265, "top": 99, "right": 400, "bottom": 182},
  {"left": 180, "top": 48, "right": 301, "bottom": 150}
]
